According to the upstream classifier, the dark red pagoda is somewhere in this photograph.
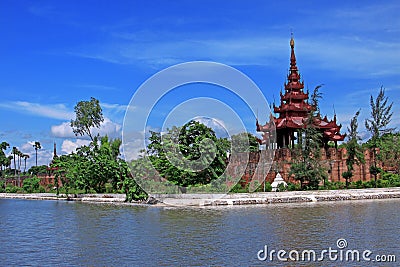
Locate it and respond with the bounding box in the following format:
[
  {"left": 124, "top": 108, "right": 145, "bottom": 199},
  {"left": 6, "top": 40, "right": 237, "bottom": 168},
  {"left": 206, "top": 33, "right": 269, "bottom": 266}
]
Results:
[{"left": 257, "top": 36, "right": 345, "bottom": 148}]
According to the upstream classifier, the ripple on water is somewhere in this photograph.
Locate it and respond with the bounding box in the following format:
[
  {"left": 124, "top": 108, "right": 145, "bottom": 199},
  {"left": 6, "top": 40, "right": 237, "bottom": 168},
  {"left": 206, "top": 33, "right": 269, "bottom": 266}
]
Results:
[{"left": 0, "top": 198, "right": 399, "bottom": 266}]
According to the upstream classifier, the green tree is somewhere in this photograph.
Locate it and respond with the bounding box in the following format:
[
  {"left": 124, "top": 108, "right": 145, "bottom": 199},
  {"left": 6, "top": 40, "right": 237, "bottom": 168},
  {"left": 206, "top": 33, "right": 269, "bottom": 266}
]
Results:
[
  {"left": 289, "top": 85, "right": 327, "bottom": 189},
  {"left": 28, "top": 165, "right": 48, "bottom": 176},
  {"left": 79, "top": 136, "right": 120, "bottom": 192},
  {"left": 70, "top": 97, "right": 104, "bottom": 141},
  {"left": 52, "top": 154, "right": 77, "bottom": 196},
  {"left": 0, "top": 142, "right": 10, "bottom": 176},
  {"left": 342, "top": 110, "right": 365, "bottom": 188},
  {"left": 22, "top": 153, "right": 30, "bottom": 174},
  {"left": 22, "top": 176, "right": 40, "bottom": 193},
  {"left": 11, "top": 146, "right": 19, "bottom": 177},
  {"left": 365, "top": 86, "right": 394, "bottom": 186},
  {"left": 0, "top": 142, "right": 10, "bottom": 190},
  {"left": 33, "top": 141, "right": 41, "bottom": 167},
  {"left": 147, "top": 120, "right": 229, "bottom": 188},
  {"left": 6, "top": 156, "right": 12, "bottom": 171},
  {"left": 119, "top": 159, "right": 148, "bottom": 201},
  {"left": 372, "top": 132, "right": 400, "bottom": 174},
  {"left": 24, "top": 93, "right": 161, "bottom": 200},
  {"left": 17, "top": 150, "right": 24, "bottom": 186},
  {"left": 50, "top": 135, "right": 138, "bottom": 197}
]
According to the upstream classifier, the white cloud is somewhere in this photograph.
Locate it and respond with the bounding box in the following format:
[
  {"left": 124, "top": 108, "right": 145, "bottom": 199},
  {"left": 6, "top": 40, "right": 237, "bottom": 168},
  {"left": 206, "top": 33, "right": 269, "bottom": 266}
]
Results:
[
  {"left": 93, "top": 117, "right": 122, "bottom": 138},
  {"left": 69, "top": 24, "right": 400, "bottom": 77},
  {"left": 61, "top": 139, "right": 90, "bottom": 154},
  {"left": 102, "top": 102, "right": 128, "bottom": 113},
  {"left": 51, "top": 117, "right": 122, "bottom": 139},
  {"left": 51, "top": 122, "right": 75, "bottom": 138},
  {"left": 121, "top": 130, "right": 146, "bottom": 161},
  {"left": 121, "top": 138, "right": 144, "bottom": 161},
  {"left": 0, "top": 101, "right": 74, "bottom": 120},
  {"left": 0, "top": 100, "right": 128, "bottom": 123},
  {"left": 193, "top": 117, "right": 229, "bottom": 138}
]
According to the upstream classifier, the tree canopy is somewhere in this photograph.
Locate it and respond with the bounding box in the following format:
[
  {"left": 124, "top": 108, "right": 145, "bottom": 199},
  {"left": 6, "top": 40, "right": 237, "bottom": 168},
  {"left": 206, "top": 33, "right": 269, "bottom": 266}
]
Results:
[
  {"left": 289, "top": 86, "right": 327, "bottom": 189},
  {"left": 342, "top": 110, "right": 365, "bottom": 188},
  {"left": 365, "top": 86, "right": 394, "bottom": 186},
  {"left": 147, "top": 120, "right": 229, "bottom": 187},
  {"left": 70, "top": 97, "right": 104, "bottom": 141},
  {"left": 365, "top": 86, "right": 394, "bottom": 140}
]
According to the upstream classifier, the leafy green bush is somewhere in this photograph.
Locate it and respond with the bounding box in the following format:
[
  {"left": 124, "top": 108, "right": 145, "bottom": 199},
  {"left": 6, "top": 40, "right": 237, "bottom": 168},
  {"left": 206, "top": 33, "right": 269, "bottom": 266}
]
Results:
[
  {"left": 264, "top": 182, "right": 272, "bottom": 192},
  {"left": 277, "top": 183, "right": 287, "bottom": 192},
  {"left": 105, "top": 183, "right": 113, "bottom": 193},
  {"left": 22, "top": 176, "right": 40, "bottom": 193},
  {"left": 336, "top": 181, "right": 346, "bottom": 189},
  {"left": 38, "top": 186, "right": 46, "bottom": 193},
  {"left": 286, "top": 182, "right": 300, "bottom": 191},
  {"left": 229, "top": 181, "right": 248, "bottom": 193},
  {"left": 352, "top": 180, "right": 363, "bottom": 189},
  {"left": 381, "top": 172, "right": 400, "bottom": 187},
  {"left": 0, "top": 181, "right": 4, "bottom": 193},
  {"left": 121, "top": 176, "right": 148, "bottom": 202},
  {"left": 323, "top": 181, "right": 346, "bottom": 190},
  {"left": 6, "top": 184, "right": 20, "bottom": 193},
  {"left": 363, "top": 180, "right": 376, "bottom": 188},
  {"left": 326, "top": 181, "right": 338, "bottom": 190},
  {"left": 377, "top": 179, "right": 390, "bottom": 188}
]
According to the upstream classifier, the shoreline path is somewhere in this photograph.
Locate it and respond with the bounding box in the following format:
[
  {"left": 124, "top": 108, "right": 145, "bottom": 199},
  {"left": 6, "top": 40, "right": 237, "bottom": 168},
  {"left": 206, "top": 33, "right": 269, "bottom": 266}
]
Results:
[{"left": 1, "top": 187, "right": 400, "bottom": 207}]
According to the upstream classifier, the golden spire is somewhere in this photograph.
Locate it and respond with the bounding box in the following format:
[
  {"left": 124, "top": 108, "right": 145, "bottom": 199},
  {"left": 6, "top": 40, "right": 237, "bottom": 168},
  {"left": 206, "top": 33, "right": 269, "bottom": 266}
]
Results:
[{"left": 290, "top": 32, "right": 295, "bottom": 48}]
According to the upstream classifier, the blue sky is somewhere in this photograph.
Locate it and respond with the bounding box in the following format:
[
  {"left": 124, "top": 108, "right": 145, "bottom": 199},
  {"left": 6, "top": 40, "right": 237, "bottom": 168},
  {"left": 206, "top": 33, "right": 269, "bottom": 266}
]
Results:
[{"left": 1, "top": 0, "right": 399, "bottom": 168}]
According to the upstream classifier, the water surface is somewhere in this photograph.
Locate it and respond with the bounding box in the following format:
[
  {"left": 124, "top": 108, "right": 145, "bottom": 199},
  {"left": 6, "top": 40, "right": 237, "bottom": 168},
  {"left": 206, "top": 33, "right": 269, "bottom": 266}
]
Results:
[{"left": 0, "top": 198, "right": 399, "bottom": 266}]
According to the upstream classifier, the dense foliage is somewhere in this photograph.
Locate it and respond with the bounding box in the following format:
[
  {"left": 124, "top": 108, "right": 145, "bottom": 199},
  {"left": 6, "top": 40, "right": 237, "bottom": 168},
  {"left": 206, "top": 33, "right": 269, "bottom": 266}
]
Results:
[
  {"left": 0, "top": 142, "right": 11, "bottom": 176},
  {"left": 342, "top": 110, "right": 365, "bottom": 188},
  {"left": 289, "top": 86, "right": 327, "bottom": 189},
  {"left": 364, "top": 87, "right": 394, "bottom": 186},
  {"left": 147, "top": 120, "right": 229, "bottom": 187},
  {"left": 51, "top": 136, "right": 147, "bottom": 200},
  {"left": 70, "top": 97, "right": 104, "bottom": 141},
  {"left": 1, "top": 89, "right": 399, "bottom": 196}
]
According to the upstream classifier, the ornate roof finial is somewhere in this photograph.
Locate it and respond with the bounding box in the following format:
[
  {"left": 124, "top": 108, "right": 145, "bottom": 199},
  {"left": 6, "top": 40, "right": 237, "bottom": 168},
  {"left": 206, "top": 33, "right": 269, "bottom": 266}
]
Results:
[
  {"left": 290, "top": 31, "right": 295, "bottom": 48},
  {"left": 333, "top": 104, "right": 337, "bottom": 122},
  {"left": 289, "top": 32, "right": 297, "bottom": 70},
  {"left": 53, "top": 142, "right": 57, "bottom": 158}
]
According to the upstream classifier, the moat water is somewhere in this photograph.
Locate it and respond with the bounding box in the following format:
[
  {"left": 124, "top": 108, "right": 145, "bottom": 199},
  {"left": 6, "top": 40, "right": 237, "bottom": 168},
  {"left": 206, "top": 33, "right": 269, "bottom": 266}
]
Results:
[{"left": 0, "top": 198, "right": 399, "bottom": 266}]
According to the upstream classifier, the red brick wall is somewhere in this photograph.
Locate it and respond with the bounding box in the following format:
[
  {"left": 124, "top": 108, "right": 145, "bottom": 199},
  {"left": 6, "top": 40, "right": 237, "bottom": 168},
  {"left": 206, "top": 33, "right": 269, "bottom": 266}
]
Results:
[{"left": 227, "top": 148, "right": 380, "bottom": 185}]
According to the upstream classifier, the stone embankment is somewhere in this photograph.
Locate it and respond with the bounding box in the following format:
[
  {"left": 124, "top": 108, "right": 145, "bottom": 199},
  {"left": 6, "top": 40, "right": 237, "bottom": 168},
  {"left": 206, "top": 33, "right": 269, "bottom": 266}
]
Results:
[
  {"left": 152, "top": 187, "right": 400, "bottom": 206},
  {"left": 1, "top": 188, "right": 400, "bottom": 206},
  {"left": 0, "top": 193, "right": 126, "bottom": 202}
]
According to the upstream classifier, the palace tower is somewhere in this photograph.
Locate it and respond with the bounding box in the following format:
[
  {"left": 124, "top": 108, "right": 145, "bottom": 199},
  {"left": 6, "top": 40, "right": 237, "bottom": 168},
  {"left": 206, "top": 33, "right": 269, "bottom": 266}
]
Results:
[{"left": 257, "top": 36, "right": 345, "bottom": 148}]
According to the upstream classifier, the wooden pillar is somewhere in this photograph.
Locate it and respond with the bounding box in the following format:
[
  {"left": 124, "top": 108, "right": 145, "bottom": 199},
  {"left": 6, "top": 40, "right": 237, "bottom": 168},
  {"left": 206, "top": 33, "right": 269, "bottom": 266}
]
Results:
[{"left": 283, "top": 133, "right": 286, "bottom": 147}]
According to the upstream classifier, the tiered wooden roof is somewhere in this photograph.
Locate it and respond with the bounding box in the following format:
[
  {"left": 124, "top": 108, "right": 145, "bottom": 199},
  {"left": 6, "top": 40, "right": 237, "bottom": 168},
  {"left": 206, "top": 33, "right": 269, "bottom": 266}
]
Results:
[{"left": 257, "top": 36, "right": 345, "bottom": 147}]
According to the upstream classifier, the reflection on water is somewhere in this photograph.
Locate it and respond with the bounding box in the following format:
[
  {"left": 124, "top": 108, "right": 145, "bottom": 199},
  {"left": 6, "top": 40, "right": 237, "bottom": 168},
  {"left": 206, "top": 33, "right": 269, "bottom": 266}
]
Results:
[{"left": 0, "top": 199, "right": 399, "bottom": 266}]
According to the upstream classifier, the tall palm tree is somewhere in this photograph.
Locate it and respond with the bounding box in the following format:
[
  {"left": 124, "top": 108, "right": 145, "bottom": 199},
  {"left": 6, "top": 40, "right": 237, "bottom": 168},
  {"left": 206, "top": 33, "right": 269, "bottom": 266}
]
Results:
[
  {"left": 12, "top": 147, "right": 18, "bottom": 177},
  {"left": 17, "top": 150, "right": 23, "bottom": 187},
  {"left": 23, "top": 154, "right": 30, "bottom": 174},
  {"left": 0, "top": 142, "right": 9, "bottom": 188},
  {"left": 33, "top": 141, "right": 41, "bottom": 167},
  {"left": 7, "top": 155, "right": 13, "bottom": 170},
  {"left": 0, "top": 142, "right": 9, "bottom": 174},
  {"left": 3, "top": 156, "right": 12, "bottom": 189}
]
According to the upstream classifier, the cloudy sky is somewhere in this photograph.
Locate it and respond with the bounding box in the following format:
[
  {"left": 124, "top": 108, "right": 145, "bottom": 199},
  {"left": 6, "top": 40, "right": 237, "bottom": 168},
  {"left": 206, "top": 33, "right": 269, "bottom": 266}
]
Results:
[{"left": 1, "top": 0, "right": 399, "bottom": 168}]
